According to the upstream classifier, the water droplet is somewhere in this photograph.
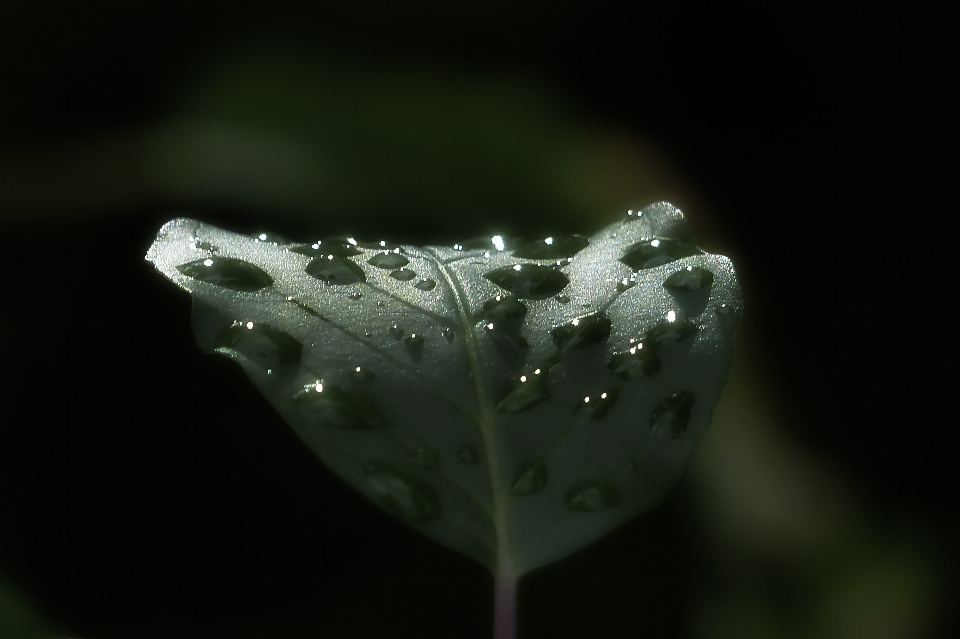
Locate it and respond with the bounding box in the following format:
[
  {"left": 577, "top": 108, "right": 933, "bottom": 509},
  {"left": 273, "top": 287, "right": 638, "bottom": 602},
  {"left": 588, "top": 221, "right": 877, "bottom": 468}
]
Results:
[
  {"left": 573, "top": 386, "right": 621, "bottom": 421},
  {"left": 441, "top": 327, "right": 455, "bottom": 343},
  {"left": 619, "top": 237, "right": 701, "bottom": 270},
  {"left": 716, "top": 303, "right": 738, "bottom": 316},
  {"left": 252, "top": 231, "right": 292, "bottom": 244},
  {"left": 176, "top": 257, "right": 273, "bottom": 292},
  {"left": 565, "top": 480, "right": 622, "bottom": 511},
  {"left": 484, "top": 264, "right": 569, "bottom": 299},
  {"left": 457, "top": 444, "right": 479, "bottom": 465},
  {"left": 358, "top": 239, "right": 401, "bottom": 250},
  {"left": 616, "top": 276, "right": 637, "bottom": 293},
  {"left": 409, "top": 448, "right": 440, "bottom": 470},
  {"left": 293, "top": 383, "right": 389, "bottom": 430},
  {"left": 649, "top": 390, "right": 695, "bottom": 439},
  {"left": 608, "top": 342, "right": 661, "bottom": 379},
  {"left": 305, "top": 255, "right": 366, "bottom": 285},
  {"left": 414, "top": 278, "right": 437, "bottom": 291},
  {"left": 367, "top": 253, "right": 410, "bottom": 269},
  {"left": 647, "top": 313, "right": 697, "bottom": 347},
  {"left": 215, "top": 321, "right": 302, "bottom": 370},
  {"left": 389, "top": 268, "right": 416, "bottom": 282},
  {"left": 481, "top": 296, "right": 528, "bottom": 348},
  {"left": 512, "top": 234, "right": 589, "bottom": 259},
  {"left": 350, "top": 366, "right": 375, "bottom": 381},
  {"left": 289, "top": 237, "right": 362, "bottom": 257},
  {"left": 495, "top": 371, "right": 550, "bottom": 414},
  {"left": 363, "top": 462, "right": 442, "bottom": 522},
  {"left": 551, "top": 313, "right": 612, "bottom": 353},
  {"left": 555, "top": 294, "right": 571, "bottom": 304},
  {"left": 404, "top": 333, "right": 424, "bottom": 361},
  {"left": 663, "top": 265, "right": 714, "bottom": 293},
  {"left": 389, "top": 325, "right": 405, "bottom": 340},
  {"left": 511, "top": 459, "right": 547, "bottom": 496},
  {"left": 349, "top": 291, "right": 363, "bottom": 300}
]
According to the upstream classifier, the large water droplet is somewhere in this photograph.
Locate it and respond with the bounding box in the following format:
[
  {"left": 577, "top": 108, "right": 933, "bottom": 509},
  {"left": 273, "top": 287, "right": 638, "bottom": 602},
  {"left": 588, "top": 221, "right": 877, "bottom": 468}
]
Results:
[
  {"left": 390, "top": 269, "right": 417, "bottom": 281},
  {"left": 481, "top": 296, "right": 529, "bottom": 348},
  {"left": 484, "top": 264, "right": 569, "bottom": 299},
  {"left": 364, "top": 462, "right": 442, "bottom": 522},
  {"left": 409, "top": 448, "right": 440, "bottom": 470},
  {"left": 649, "top": 390, "right": 695, "bottom": 439},
  {"left": 367, "top": 253, "right": 410, "bottom": 269},
  {"left": 495, "top": 370, "right": 550, "bottom": 414},
  {"left": 305, "top": 255, "right": 366, "bottom": 285},
  {"left": 551, "top": 313, "right": 612, "bottom": 353},
  {"left": 619, "top": 237, "right": 700, "bottom": 270},
  {"left": 293, "top": 382, "right": 389, "bottom": 430},
  {"left": 565, "top": 480, "right": 623, "bottom": 511},
  {"left": 457, "top": 444, "right": 479, "bottom": 465},
  {"left": 663, "top": 265, "right": 714, "bottom": 293},
  {"left": 511, "top": 459, "right": 547, "bottom": 496},
  {"left": 215, "top": 321, "right": 302, "bottom": 370},
  {"left": 176, "top": 257, "right": 273, "bottom": 292},
  {"left": 415, "top": 278, "right": 437, "bottom": 291},
  {"left": 608, "top": 342, "right": 660, "bottom": 380},
  {"left": 573, "top": 386, "right": 621, "bottom": 421},
  {"left": 512, "top": 234, "right": 589, "bottom": 259}
]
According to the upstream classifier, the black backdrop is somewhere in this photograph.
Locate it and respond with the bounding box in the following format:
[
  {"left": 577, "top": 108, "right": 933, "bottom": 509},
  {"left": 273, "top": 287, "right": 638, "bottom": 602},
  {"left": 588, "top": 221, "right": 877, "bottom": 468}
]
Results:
[{"left": 1, "top": 2, "right": 955, "bottom": 638}]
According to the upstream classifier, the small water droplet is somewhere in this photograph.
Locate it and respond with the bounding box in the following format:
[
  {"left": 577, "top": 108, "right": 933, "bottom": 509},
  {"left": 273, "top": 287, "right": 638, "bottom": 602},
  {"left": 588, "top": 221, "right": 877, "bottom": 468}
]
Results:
[
  {"left": 647, "top": 313, "right": 697, "bottom": 347},
  {"left": 551, "top": 313, "right": 612, "bottom": 353},
  {"left": 350, "top": 366, "right": 375, "bottom": 381},
  {"left": 364, "top": 462, "right": 442, "bottom": 522},
  {"left": 389, "top": 325, "right": 404, "bottom": 340},
  {"left": 442, "top": 327, "right": 455, "bottom": 343},
  {"left": 404, "top": 333, "right": 424, "bottom": 361},
  {"left": 456, "top": 444, "right": 479, "bottom": 465},
  {"left": 176, "top": 257, "right": 273, "bottom": 292},
  {"left": 716, "top": 303, "right": 738, "bottom": 316},
  {"left": 573, "top": 386, "right": 621, "bottom": 421},
  {"left": 620, "top": 237, "right": 701, "bottom": 270},
  {"left": 565, "top": 480, "right": 622, "bottom": 511},
  {"left": 414, "top": 278, "right": 437, "bottom": 291},
  {"left": 293, "top": 383, "right": 389, "bottom": 430},
  {"left": 367, "top": 253, "right": 410, "bottom": 269},
  {"left": 389, "top": 268, "right": 417, "bottom": 281},
  {"left": 616, "top": 276, "right": 637, "bottom": 293},
  {"left": 409, "top": 448, "right": 440, "bottom": 470},
  {"left": 349, "top": 291, "right": 363, "bottom": 300},
  {"left": 481, "top": 296, "right": 528, "bottom": 348},
  {"left": 305, "top": 255, "right": 366, "bottom": 285},
  {"left": 495, "top": 371, "right": 550, "bottom": 414},
  {"left": 663, "top": 265, "right": 714, "bottom": 293},
  {"left": 555, "top": 294, "right": 571, "bottom": 304},
  {"left": 484, "top": 264, "right": 569, "bottom": 299},
  {"left": 649, "top": 390, "right": 695, "bottom": 439},
  {"left": 512, "top": 234, "right": 589, "bottom": 259},
  {"left": 215, "top": 321, "right": 303, "bottom": 370},
  {"left": 252, "top": 231, "right": 292, "bottom": 244},
  {"left": 511, "top": 459, "right": 547, "bottom": 496}
]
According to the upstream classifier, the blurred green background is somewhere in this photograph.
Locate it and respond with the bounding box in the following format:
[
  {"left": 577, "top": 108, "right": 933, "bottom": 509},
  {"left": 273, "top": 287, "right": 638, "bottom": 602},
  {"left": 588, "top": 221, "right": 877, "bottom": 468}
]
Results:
[{"left": 0, "top": 2, "right": 955, "bottom": 638}]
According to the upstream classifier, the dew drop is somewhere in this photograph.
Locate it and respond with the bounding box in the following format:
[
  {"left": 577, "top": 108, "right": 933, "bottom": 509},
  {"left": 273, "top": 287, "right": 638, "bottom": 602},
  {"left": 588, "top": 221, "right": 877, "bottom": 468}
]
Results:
[
  {"left": 716, "top": 303, "right": 738, "bottom": 316},
  {"left": 293, "top": 383, "right": 389, "bottom": 430},
  {"left": 305, "top": 255, "right": 366, "bottom": 285},
  {"left": 551, "top": 313, "right": 612, "bottom": 353},
  {"left": 647, "top": 313, "right": 698, "bottom": 347},
  {"left": 457, "top": 444, "right": 479, "bottom": 465},
  {"left": 367, "top": 253, "right": 410, "bottom": 269},
  {"left": 555, "top": 294, "right": 571, "bottom": 304},
  {"left": 415, "top": 278, "right": 437, "bottom": 291},
  {"left": 608, "top": 343, "right": 661, "bottom": 380},
  {"left": 409, "top": 448, "right": 440, "bottom": 470},
  {"left": 349, "top": 291, "right": 363, "bottom": 300},
  {"left": 565, "top": 480, "right": 623, "bottom": 512},
  {"left": 495, "top": 371, "right": 550, "bottom": 414},
  {"left": 363, "top": 462, "right": 442, "bottom": 522},
  {"left": 649, "top": 390, "right": 695, "bottom": 439},
  {"left": 511, "top": 459, "right": 547, "bottom": 496},
  {"left": 441, "top": 327, "right": 455, "bottom": 343},
  {"left": 252, "top": 231, "right": 292, "bottom": 244},
  {"left": 616, "top": 276, "right": 637, "bottom": 293},
  {"left": 176, "top": 257, "right": 273, "bottom": 292},
  {"left": 214, "top": 321, "right": 303, "bottom": 370},
  {"left": 484, "top": 264, "right": 569, "bottom": 299},
  {"left": 404, "top": 333, "right": 424, "bottom": 361},
  {"left": 663, "top": 266, "right": 714, "bottom": 293},
  {"left": 390, "top": 268, "right": 417, "bottom": 281},
  {"left": 512, "top": 234, "right": 589, "bottom": 259},
  {"left": 573, "top": 386, "right": 621, "bottom": 421},
  {"left": 619, "top": 237, "right": 701, "bottom": 270},
  {"left": 350, "top": 366, "right": 375, "bottom": 381},
  {"left": 389, "top": 325, "right": 405, "bottom": 340},
  {"left": 481, "top": 296, "right": 528, "bottom": 348}
]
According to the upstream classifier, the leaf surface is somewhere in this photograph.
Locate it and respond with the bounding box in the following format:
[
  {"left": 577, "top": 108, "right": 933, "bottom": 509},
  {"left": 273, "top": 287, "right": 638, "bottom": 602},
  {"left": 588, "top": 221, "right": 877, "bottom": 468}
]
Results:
[{"left": 145, "top": 202, "right": 742, "bottom": 575}]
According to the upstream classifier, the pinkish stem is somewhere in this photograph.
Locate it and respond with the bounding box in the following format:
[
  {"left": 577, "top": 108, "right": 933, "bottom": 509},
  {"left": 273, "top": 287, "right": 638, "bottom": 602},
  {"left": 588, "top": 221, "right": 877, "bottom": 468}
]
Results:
[{"left": 493, "top": 565, "right": 517, "bottom": 639}]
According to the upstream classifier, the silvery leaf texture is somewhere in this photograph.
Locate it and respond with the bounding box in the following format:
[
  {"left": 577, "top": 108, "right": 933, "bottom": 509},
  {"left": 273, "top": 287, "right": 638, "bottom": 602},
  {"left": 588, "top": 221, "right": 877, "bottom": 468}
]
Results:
[{"left": 145, "top": 201, "right": 742, "bottom": 577}]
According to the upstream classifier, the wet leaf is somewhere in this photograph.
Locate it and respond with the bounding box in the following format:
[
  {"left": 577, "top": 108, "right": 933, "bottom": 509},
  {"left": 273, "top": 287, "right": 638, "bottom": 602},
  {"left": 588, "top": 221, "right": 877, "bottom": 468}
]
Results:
[{"left": 146, "top": 201, "right": 742, "bottom": 576}]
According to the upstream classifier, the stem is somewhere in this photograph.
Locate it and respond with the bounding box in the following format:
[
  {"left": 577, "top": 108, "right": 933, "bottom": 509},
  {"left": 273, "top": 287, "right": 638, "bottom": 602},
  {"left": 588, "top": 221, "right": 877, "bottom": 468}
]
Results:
[{"left": 493, "top": 565, "right": 517, "bottom": 639}]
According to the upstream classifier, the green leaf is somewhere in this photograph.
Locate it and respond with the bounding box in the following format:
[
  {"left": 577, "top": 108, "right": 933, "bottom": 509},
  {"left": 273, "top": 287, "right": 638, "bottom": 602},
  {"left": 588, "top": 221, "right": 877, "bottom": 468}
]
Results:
[{"left": 145, "top": 201, "right": 742, "bottom": 576}]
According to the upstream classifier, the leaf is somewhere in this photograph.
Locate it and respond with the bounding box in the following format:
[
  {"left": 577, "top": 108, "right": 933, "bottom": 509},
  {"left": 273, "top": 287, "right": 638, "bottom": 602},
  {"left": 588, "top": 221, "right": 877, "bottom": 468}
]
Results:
[{"left": 145, "top": 201, "right": 742, "bottom": 577}]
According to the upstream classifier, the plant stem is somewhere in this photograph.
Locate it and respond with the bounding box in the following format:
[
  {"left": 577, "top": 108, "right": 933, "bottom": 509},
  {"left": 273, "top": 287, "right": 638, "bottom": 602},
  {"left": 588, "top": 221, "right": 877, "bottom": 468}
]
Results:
[{"left": 493, "top": 565, "right": 517, "bottom": 639}]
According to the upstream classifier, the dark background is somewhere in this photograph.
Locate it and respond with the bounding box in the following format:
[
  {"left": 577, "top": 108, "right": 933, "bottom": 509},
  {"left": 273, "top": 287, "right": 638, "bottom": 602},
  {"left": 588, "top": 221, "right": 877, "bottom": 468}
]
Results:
[{"left": 1, "top": 2, "right": 955, "bottom": 638}]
